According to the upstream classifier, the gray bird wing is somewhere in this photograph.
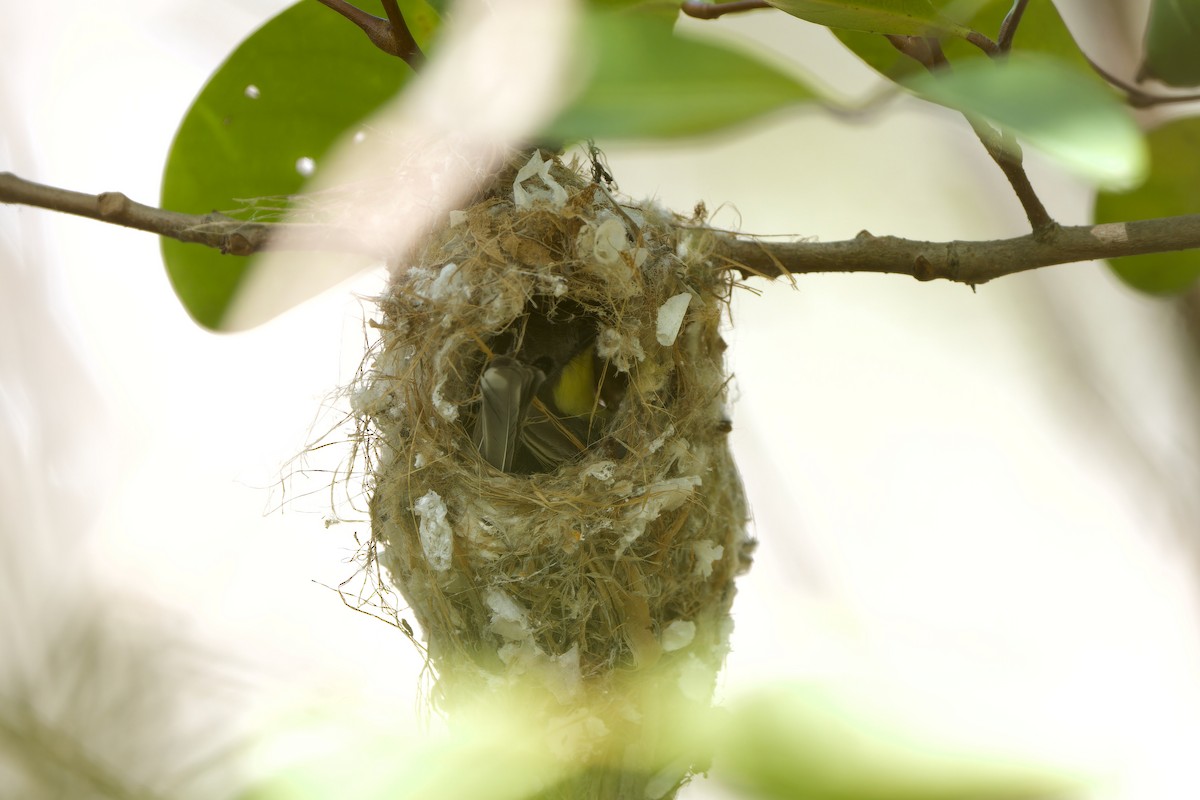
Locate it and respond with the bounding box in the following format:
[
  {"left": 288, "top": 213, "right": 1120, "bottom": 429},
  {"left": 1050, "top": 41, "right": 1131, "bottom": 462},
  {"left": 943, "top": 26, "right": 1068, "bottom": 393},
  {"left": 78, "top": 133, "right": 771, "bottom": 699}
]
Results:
[{"left": 473, "top": 356, "right": 544, "bottom": 472}]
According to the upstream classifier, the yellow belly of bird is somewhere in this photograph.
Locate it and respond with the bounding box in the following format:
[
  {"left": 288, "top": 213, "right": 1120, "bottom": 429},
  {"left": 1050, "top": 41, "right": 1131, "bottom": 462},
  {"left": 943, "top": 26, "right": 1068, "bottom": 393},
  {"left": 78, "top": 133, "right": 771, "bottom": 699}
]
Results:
[{"left": 552, "top": 343, "right": 598, "bottom": 418}]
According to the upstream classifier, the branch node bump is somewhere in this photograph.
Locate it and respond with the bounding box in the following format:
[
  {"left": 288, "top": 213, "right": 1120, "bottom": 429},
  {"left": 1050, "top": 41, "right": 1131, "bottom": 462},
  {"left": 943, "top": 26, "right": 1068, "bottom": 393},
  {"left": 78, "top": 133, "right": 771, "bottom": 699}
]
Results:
[
  {"left": 913, "top": 254, "right": 936, "bottom": 281},
  {"left": 225, "top": 233, "right": 253, "bottom": 256},
  {"left": 1034, "top": 220, "right": 1061, "bottom": 242},
  {"left": 96, "top": 192, "right": 127, "bottom": 219}
]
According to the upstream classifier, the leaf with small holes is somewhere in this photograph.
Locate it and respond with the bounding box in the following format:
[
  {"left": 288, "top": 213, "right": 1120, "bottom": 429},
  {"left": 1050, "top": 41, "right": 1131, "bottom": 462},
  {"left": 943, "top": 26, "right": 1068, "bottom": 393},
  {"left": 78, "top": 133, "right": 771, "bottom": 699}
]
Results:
[{"left": 161, "top": 1, "right": 436, "bottom": 330}]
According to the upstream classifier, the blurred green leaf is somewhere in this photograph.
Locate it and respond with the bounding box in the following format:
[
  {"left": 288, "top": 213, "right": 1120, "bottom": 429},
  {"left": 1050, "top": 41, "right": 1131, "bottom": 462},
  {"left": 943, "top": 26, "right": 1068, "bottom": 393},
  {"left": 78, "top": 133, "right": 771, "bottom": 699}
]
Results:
[
  {"left": 904, "top": 53, "right": 1147, "bottom": 188},
  {"left": 1095, "top": 117, "right": 1200, "bottom": 294},
  {"left": 714, "top": 684, "right": 1075, "bottom": 800},
  {"left": 1139, "top": 0, "right": 1200, "bottom": 87},
  {"left": 586, "top": 0, "right": 679, "bottom": 11},
  {"left": 765, "top": 0, "right": 971, "bottom": 36},
  {"left": 835, "top": 0, "right": 1090, "bottom": 83},
  {"left": 239, "top": 680, "right": 1079, "bottom": 800},
  {"left": 237, "top": 706, "right": 568, "bottom": 800},
  {"left": 160, "top": 1, "right": 436, "bottom": 330},
  {"left": 544, "top": 13, "right": 825, "bottom": 140}
]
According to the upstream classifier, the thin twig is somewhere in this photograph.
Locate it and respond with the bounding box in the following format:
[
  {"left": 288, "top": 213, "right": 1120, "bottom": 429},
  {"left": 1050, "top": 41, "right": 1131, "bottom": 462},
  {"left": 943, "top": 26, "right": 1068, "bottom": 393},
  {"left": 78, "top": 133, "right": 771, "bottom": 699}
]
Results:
[
  {"left": 680, "top": 0, "right": 771, "bottom": 19},
  {"left": 1084, "top": 53, "right": 1200, "bottom": 108},
  {"left": 966, "top": 116, "right": 1055, "bottom": 232},
  {"left": 997, "top": 0, "right": 1029, "bottom": 52},
  {"left": 887, "top": 34, "right": 1055, "bottom": 232},
  {"left": 4, "top": 171, "right": 1199, "bottom": 288},
  {"left": 963, "top": 29, "right": 999, "bottom": 55},
  {"left": 379, "top": 0, "right": 425, "bottom": 67},
  {"left": 314, "top": 0, "right": 423, "bottom": 69}
]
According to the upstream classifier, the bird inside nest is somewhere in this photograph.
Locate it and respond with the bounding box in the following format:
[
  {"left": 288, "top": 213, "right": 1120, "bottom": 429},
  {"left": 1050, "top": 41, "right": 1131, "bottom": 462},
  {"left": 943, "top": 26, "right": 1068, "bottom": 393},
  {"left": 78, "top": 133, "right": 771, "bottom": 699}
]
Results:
[{"left": 471, "top": 300, "right": 626, "bottom": 474}]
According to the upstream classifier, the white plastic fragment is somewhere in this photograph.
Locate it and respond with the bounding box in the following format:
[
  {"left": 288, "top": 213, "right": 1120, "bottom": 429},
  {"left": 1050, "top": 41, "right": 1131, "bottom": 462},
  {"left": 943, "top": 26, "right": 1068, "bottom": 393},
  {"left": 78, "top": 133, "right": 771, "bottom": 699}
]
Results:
[
  {"left": 692, "top": 540, "right": 724, "bottom": 578},
  {"left": 415, "top": 262, "right": 468, "bottom": 302},
  {"left": 591, "top": 217, "right": 629, "bottom": 265},
  {"left": 584, "top": 460, "right": 617, "bottom": 483},
  {"left": 486, "top": 589, "right": 531, "bottom": 640},
  {"left": 547, "top": 645, "right": 583, "bottom": 701},
  {"left": 513, "top": 150, "right": 568, "bottom": 209},
  {"left": 645, "top": 424, "right": 675, "bottom": 455},
  {"left": 656, "top": 292, "right": 692, "bottom": 346},
  {"left": 661, "top": 620, "right": 696, "bottom": 652},
  {"left": 413, "top": 490, "right": 453, "bottom": 572}
]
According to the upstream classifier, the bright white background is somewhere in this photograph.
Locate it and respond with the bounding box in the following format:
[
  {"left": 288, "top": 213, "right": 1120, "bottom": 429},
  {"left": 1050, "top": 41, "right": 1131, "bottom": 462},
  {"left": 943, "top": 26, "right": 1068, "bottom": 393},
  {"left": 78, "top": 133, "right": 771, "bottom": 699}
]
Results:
[{"left": 4, "top": 1, "right": 1200, "bottom": 798}]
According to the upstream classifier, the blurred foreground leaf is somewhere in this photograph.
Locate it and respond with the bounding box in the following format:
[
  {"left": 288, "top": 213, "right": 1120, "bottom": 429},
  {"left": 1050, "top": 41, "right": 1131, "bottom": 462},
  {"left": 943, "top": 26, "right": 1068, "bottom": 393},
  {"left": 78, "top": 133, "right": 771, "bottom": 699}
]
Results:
[
  {"left": 835, "top": 0, "right": 1089, "bottom": 83},
  {"left": 160, "top": 1, "right": 437, "bottom": 330},
  {"left": 1096, "top": 117, "right": 1200, "bottom": 294},
  {"left": 714, "top": 684, "right": 1077, "bottom": 800},
  {"left": 544, "top": 12, "right": 826, "bottom": 140},
  {"left": 904, "top": 54, "right": 1147, "bottom": 189},
  {"left": 238, "top": 681, "right": 1077, "bottom": 800},
  {"left": 238, "top": 708, "right": 566, "bottom": 800}
]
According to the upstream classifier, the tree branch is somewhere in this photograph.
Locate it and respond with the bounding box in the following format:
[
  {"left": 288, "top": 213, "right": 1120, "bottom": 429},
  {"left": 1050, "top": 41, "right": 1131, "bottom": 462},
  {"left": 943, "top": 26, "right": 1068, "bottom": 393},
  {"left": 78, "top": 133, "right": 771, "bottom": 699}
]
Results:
[
  {"left": 4, "top": 171, "right": 1199, "bottom": 288},
  {"left": 962, "top": 29, "right": 999, "bottom": 56},
  {"left": 997, "top": 0, "right": 1029, "bottom": 52},
  {"left": 964, "top": 116, "right": 1055, "bottom": 232},
  {"left": 0, "top": 172, "right": 364, "bottom": 255},
  {"left": 680, "top": 1, "right": 771, "bottom": 20},
  {"left": 714, "top": 216, "right": 1200, "bottom": 285},
  {"left": 314, "top": 0, "right": 423, "bottom": 69}
]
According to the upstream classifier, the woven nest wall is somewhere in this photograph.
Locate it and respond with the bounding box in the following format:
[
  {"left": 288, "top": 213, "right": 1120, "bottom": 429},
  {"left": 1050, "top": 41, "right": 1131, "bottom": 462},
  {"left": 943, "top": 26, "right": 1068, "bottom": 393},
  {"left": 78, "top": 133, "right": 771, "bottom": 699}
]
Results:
[{"left": 354, "top": 152, "right": 752, "bottom": 768}]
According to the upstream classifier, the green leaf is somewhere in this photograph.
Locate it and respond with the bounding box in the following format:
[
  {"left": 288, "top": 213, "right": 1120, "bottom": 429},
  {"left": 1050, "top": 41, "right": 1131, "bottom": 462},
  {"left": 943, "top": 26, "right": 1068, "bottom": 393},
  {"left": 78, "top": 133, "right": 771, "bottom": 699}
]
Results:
[
  {"left": 835, "top": 0, "right": 1091, "bottom": 83},
  {"left": 544, "top": 13, "right": 825, "bottom": 140},
  {"left": 904, "top": 54, "right": 1147, "bottom": 189},
  {"left": 586, "top": 0, "right": 679, "bottom": 11},
  {"left": 160, "top": 1, "right": 436, "bottom": 330},
  {"left": 237, "top": 705, "right": 568, "bottom": 800},
  {"left": 765, "top": 0, "right": 971, "bottom": 36},
  {"left": 715, "top": 684, "right": 1075, "bottom": 800},
  {"left": 1095, "top": 117, "right": 1200, "bottom": 294},
  {"left": 1139, "top": 0, "right": 1200, "bottom": 87}
]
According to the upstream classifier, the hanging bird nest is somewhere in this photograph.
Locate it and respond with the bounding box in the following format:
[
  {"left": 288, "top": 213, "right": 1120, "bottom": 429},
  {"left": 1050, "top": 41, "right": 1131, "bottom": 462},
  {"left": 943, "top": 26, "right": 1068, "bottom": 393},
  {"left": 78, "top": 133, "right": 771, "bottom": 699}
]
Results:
[{"left": 352, "top": 150, "right": 753, "bottom": 795}]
